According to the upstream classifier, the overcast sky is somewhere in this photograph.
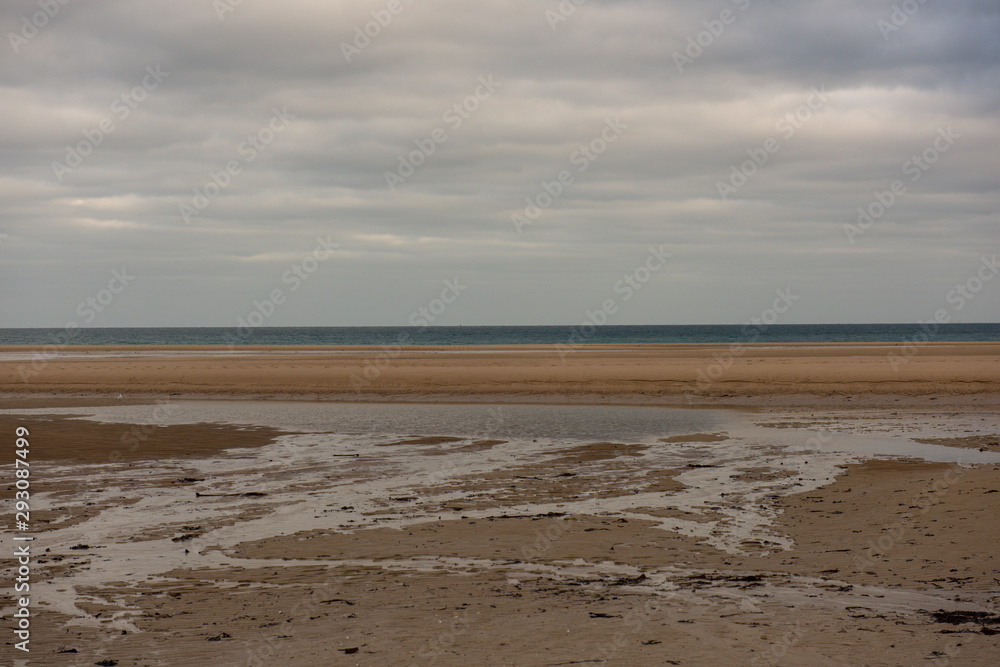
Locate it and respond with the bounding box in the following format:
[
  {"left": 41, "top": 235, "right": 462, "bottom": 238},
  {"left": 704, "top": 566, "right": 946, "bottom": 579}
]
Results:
[{"left": 2, "top": 0, "right": 998, "bottom": 327}]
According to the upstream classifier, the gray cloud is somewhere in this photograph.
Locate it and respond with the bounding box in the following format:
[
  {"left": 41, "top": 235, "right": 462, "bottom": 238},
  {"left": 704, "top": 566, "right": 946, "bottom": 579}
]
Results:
[{"left": 1, "top": 0, "right": 998, "bottom": 326}]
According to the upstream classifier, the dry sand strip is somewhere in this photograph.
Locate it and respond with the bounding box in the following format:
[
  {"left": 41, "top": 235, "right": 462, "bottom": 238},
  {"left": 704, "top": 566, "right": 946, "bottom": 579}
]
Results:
[{"left": 2, "top": 342, "right": 1000, "bottom": 400}]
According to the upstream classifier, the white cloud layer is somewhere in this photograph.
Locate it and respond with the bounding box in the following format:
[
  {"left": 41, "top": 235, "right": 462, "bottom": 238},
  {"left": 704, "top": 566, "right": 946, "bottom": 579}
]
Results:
[{"left": 1, "top": 0, "right": 998, "bottom": 326}]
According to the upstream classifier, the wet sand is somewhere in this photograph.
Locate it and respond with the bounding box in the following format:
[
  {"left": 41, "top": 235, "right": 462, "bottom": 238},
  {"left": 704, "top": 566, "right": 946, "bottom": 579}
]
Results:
[
  {"left": 1, "top": 347, "right": 999, "bottom": 665},
  {"left": 0, "top": 414, "right": 286, "bottom": 463}
]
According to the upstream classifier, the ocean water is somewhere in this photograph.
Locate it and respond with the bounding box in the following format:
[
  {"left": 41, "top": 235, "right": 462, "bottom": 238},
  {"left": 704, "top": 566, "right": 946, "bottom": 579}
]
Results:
[{"left": 0, "top": 323, "right": 999, "bottom": 346}]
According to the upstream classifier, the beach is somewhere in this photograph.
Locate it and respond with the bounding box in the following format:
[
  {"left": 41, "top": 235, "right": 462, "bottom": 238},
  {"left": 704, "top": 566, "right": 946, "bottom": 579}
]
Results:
[
  {"left": 12, "top": 0, "right": 1000, "bottom": 664},
  {"left": 1, "top": 344, "right": 999, "bottom": 665},
  {"left": 4, "top": 342, "right": 1000, "bottom": 401}
]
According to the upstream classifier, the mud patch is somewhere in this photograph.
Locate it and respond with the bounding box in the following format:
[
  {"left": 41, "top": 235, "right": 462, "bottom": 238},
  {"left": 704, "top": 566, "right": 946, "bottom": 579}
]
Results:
[
  {"left": 549, "top": 442, "right": 647, "bottom": 463},
  {"left": 0, "top": 414, "right": 287, "bottom": 463},
  {"left": 376, "top": 435, "right": 465, "bottom": 446},
  {"left": 660, "top": 432, "right": 729, "bottom": 443},
  {"left": 913, "top": 435, "right": 1000, "bottom": 452}
]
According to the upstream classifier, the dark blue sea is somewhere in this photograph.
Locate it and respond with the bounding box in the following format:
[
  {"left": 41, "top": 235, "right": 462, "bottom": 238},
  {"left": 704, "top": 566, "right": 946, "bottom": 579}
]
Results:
[{"left": 1, "top": 324, "right": 999, "bottom": 346}]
